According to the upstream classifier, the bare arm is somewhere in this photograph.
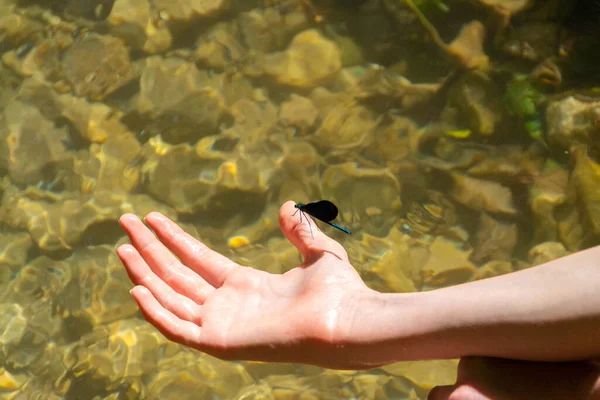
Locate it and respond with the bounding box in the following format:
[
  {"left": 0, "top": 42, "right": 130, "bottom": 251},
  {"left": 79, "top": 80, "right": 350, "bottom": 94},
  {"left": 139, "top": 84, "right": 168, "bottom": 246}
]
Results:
[
  {"left": 341, "top": 246, "right": 600, "bottom": 368},
  {"left": 118, "top": 201, "right": 600, "bottom": 370}
]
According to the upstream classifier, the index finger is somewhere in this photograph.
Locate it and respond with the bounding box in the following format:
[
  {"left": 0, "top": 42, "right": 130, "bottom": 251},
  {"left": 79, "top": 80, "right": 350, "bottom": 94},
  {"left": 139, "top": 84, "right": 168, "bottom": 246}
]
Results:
[
  {"left": 118, "top": 214, "right": 213, "bottom": 301},
  {"left": 143, "top": 212, "right": 239, "bottom": 287}
]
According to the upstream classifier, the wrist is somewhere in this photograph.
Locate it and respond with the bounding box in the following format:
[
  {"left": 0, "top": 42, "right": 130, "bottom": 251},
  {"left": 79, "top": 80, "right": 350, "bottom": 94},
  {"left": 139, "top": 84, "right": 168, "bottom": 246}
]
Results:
[{"left": 334, "top": 289, "right": 454, "bottom": 368}]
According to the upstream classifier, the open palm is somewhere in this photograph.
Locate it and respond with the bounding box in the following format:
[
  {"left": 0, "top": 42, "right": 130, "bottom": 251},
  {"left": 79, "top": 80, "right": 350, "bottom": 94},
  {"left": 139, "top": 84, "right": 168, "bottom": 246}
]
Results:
[{"left": 118, "top": 201, "right": 372, "bottom": 367}]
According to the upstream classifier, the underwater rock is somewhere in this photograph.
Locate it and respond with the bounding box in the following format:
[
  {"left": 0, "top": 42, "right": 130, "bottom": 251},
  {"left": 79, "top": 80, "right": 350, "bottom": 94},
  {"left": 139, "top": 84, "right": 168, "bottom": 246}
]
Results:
[
  {"left": 18, "top": 195, "right": 111, "bottom": 253},
  {"left": 546, "top": 95, "right": 600, "bottom": 150},
  {"left": 371, "top": 247, "right": 419, "bottom": 293},
  {"left": 108, "top": 0, "right": 173, "bottom": 53},
  {"left": 279, "top": 94, "right": 319, "bottom": 135},
  {"left": 60, "top": 94, "right": 130, "bottom": 143},
  {"left": 0, "top": 118, "right": 7, "bottom": 175},
  {"left": 13, "top": 376, "right": 64, "bottom": 400},
  {"left": 446, "top": 21, "right": 489, "bottom": 71},
  {"left": 314, "top": 98, "right": 378, "bottom": 152},
  {"left": 17, "top": 76, "right": 131, "bottom": 145},
  {"left": 148, "top": 88, "right": 226, "bottom": 144},
  {"left": 0, "top": 232, "right": 33, "bottom": 282},
  {"left": 499, "top": 21, "right": 561, "bottom": 62},
  {"left": 475, "top": 0, "right": 534, "bottom": 18},
  {"left": 470, "top": 212, "right": 518, "bottom": 264},
  {"left": 61, "top": 319, "right": 174, "bottom": 398},
  {"left": 351, "top": 64, "right": 440, "bottom": 109},
  {"left": 309, "top": 88, "right": 378, "bottom": 153},
  {"left": 346, "top": 373, "right": 410, "bottom": 399},
  {"left": 262, "top": 29, "right": 342, "bottom": 88},
  {"left": 18, "top": 190, "right": 175, "bottom": 253},
  {"left": 556, "top": 206, "right": 586, "bottom": 252},
  {"left": 74, "top": 133, "right": 141, "bottom": 193},
  {"left": 207, "top": 70, "right": 255, "bottom": 107},
  {"left": 152, "top": 0, "right": 229, "bottom": 21},
  {"left": 61, "top": 33, "right": 132, "bottom": 100},
  {"left": 400, "top": 190, "right": 458, "bottom": 240},
  {"left": 0, "top": 63, "right": 18, "bottom": 107},
  {"left": 2, "top": 38, "right": 62, "bottom": 79},
  {"left": 0, "top": 13, "right": 45, "bottom": 48},
  {"left": 474, "top": 260, "right": 513, "bottom": 280},
  {"left": 60, "top": 0, "right": 115, "bottom": 20},
  {"left": 136, "top": 58, "right": 206, "bottom": 112},
  {"left": 530, "top": 58, "right": 562, "bottom": 87},
  {"left": 133, "top": 57, "right": 227, "bottom": 144},
  {"left": 194, "top": 7, "right": 309, "bottom": 71},
  {"left": 194, "top": 21, "right": 246, "bottom": 70},
  {"left": 444, "top": 71, "right": 500, "bottom": 136},
  {"left": 258, "top": 375, "right": 316, "bottom": 398},
  {"left": 0, "top": 303, "right": 28, "bottom": 362},
  {"left": 364, "top": 228, "right": 429, "bottom": 292},
  {"left": 249, "top": 371, "right": 371, "bottom": 399},
  {"left": 365, "top": 115, "right": 416, "bottom": 165},
  {"left": 15, "top": 77, "right": 64, "bottom": 121},
  {"left": 528, "top": 160, "right": 568, "bottom": 244},
  {"left": 466, "top": 145, "right": 542, "bottom": 184},
  {"left": 222, "top": 96, "right": 279, "bottom": 143},
  {"left": 382, "top": 360, "right": 458, "bottom": 391},
  {"left": 0, "top": 256, "right": 70, "bottom": 374},
  {"left": 232, "top": 382, "right": 275, "bottom": 399},
  {"left": 321, "top": 163, "right": 402, "bottom": 237},
  {"left": 238, "top": 7, "right": 309, "bottom": 54},
  {"left": 416, "top": 135, "right": 487, "bottom": 172},
  {"left": 148, "top": 343, "right": 253, "bottom": 400},
  {"left": 528, "top": 241, "right": 568, "bottom": 266},
  {"left": 0, "top": 367, "right": 27, "bottom": 394},
  {"left": 0, "top": 300, "right": 60, "bottom": 378},
  {"left": 4, "top": 100, "right": 71, "bottom": 185},
  {"left": 20, "top": 0, "right": 114, "bottom": 20},
  {"left": 143, "top": 136, "right": 268, "bottom": 216},
  {"left": 272, "top": 139, "right": 322, "bottom": 204},
  {"left": 570, "top": 146, "right": 600, "bottom": 238},
  {"left": 450, "top": 172, "right": 517, "bottom": 216},
  {"left": 335, "top": 34, "right": 365, "bottom": 68},
  {"left": 0, "top": 184, "right": 28, "bottom": 232},
  {"left": 421, "top": 236, "right": 476, "bottom": 288},
  {"left": 55, "top": 245, "right": 139, "bottom": 325}
]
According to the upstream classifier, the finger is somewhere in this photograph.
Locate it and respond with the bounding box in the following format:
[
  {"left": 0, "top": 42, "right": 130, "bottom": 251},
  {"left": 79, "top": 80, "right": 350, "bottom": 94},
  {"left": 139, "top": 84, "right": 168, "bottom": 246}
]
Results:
[
  {"left": 118, "top": 244, "right": 205, "bottom": 321},
  {"left": 144, "top": 212, "right": 239, "bottom": 287},
  {"left": 130, "top": 285, "right": 202, "bottom": 347},
  {"left": 279, "top": 201, "right": 349, "bottom": 262},
  {"left": 119, "top": 213, "right": 212, "bottom": 302}
]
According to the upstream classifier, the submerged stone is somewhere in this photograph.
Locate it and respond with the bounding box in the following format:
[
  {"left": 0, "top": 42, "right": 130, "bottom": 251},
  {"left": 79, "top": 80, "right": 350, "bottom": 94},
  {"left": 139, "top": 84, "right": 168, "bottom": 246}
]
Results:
[
  {"left": 263, "top": 29, "right": 342, "bottom": 88},
  {"left": 61, "top": 33, "right": 132, "bottom": 100}
]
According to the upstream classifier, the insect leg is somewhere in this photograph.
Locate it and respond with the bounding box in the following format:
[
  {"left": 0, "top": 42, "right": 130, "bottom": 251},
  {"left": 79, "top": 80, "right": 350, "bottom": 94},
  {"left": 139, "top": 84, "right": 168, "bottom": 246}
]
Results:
[{"left": 304, "top": 211, "right": 314, "bottom": 238}]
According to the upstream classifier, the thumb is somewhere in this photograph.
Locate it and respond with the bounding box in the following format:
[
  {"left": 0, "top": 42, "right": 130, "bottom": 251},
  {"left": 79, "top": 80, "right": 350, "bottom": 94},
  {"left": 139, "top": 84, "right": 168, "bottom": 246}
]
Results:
[{"left": 278, "top": 201, "right": 349, "bottom": 263}]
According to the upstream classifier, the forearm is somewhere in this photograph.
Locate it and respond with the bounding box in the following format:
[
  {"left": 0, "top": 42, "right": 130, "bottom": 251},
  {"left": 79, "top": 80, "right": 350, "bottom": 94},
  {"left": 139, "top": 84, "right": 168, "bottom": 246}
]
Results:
[{"left": 341, "top": 245, "right": 600, "bottom": 367}]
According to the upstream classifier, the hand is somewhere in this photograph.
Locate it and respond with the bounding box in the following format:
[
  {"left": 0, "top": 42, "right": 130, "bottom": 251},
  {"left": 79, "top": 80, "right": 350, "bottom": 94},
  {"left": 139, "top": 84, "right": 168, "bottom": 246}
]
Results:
[
  {"left": 428, "top": 356, "right": 600, "bottom": 400},
  {"left": 117, "top": 201, "right": 375, "bottom": 369}
]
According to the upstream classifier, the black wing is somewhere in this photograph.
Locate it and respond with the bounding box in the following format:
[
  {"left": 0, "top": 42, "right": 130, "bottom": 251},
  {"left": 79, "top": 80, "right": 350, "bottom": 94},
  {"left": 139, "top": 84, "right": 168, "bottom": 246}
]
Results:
[{"left": 303, "top": 200, "right": 339, "bottom": 222}]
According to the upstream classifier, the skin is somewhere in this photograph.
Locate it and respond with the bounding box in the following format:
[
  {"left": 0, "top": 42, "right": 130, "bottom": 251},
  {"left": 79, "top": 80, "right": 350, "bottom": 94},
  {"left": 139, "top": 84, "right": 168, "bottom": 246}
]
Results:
[
  {"left": 117, "top": 201, "right": 600, "bottom": 398},
  {"left": 428, "top": 357, "right": 600, "bottom": 400}
]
